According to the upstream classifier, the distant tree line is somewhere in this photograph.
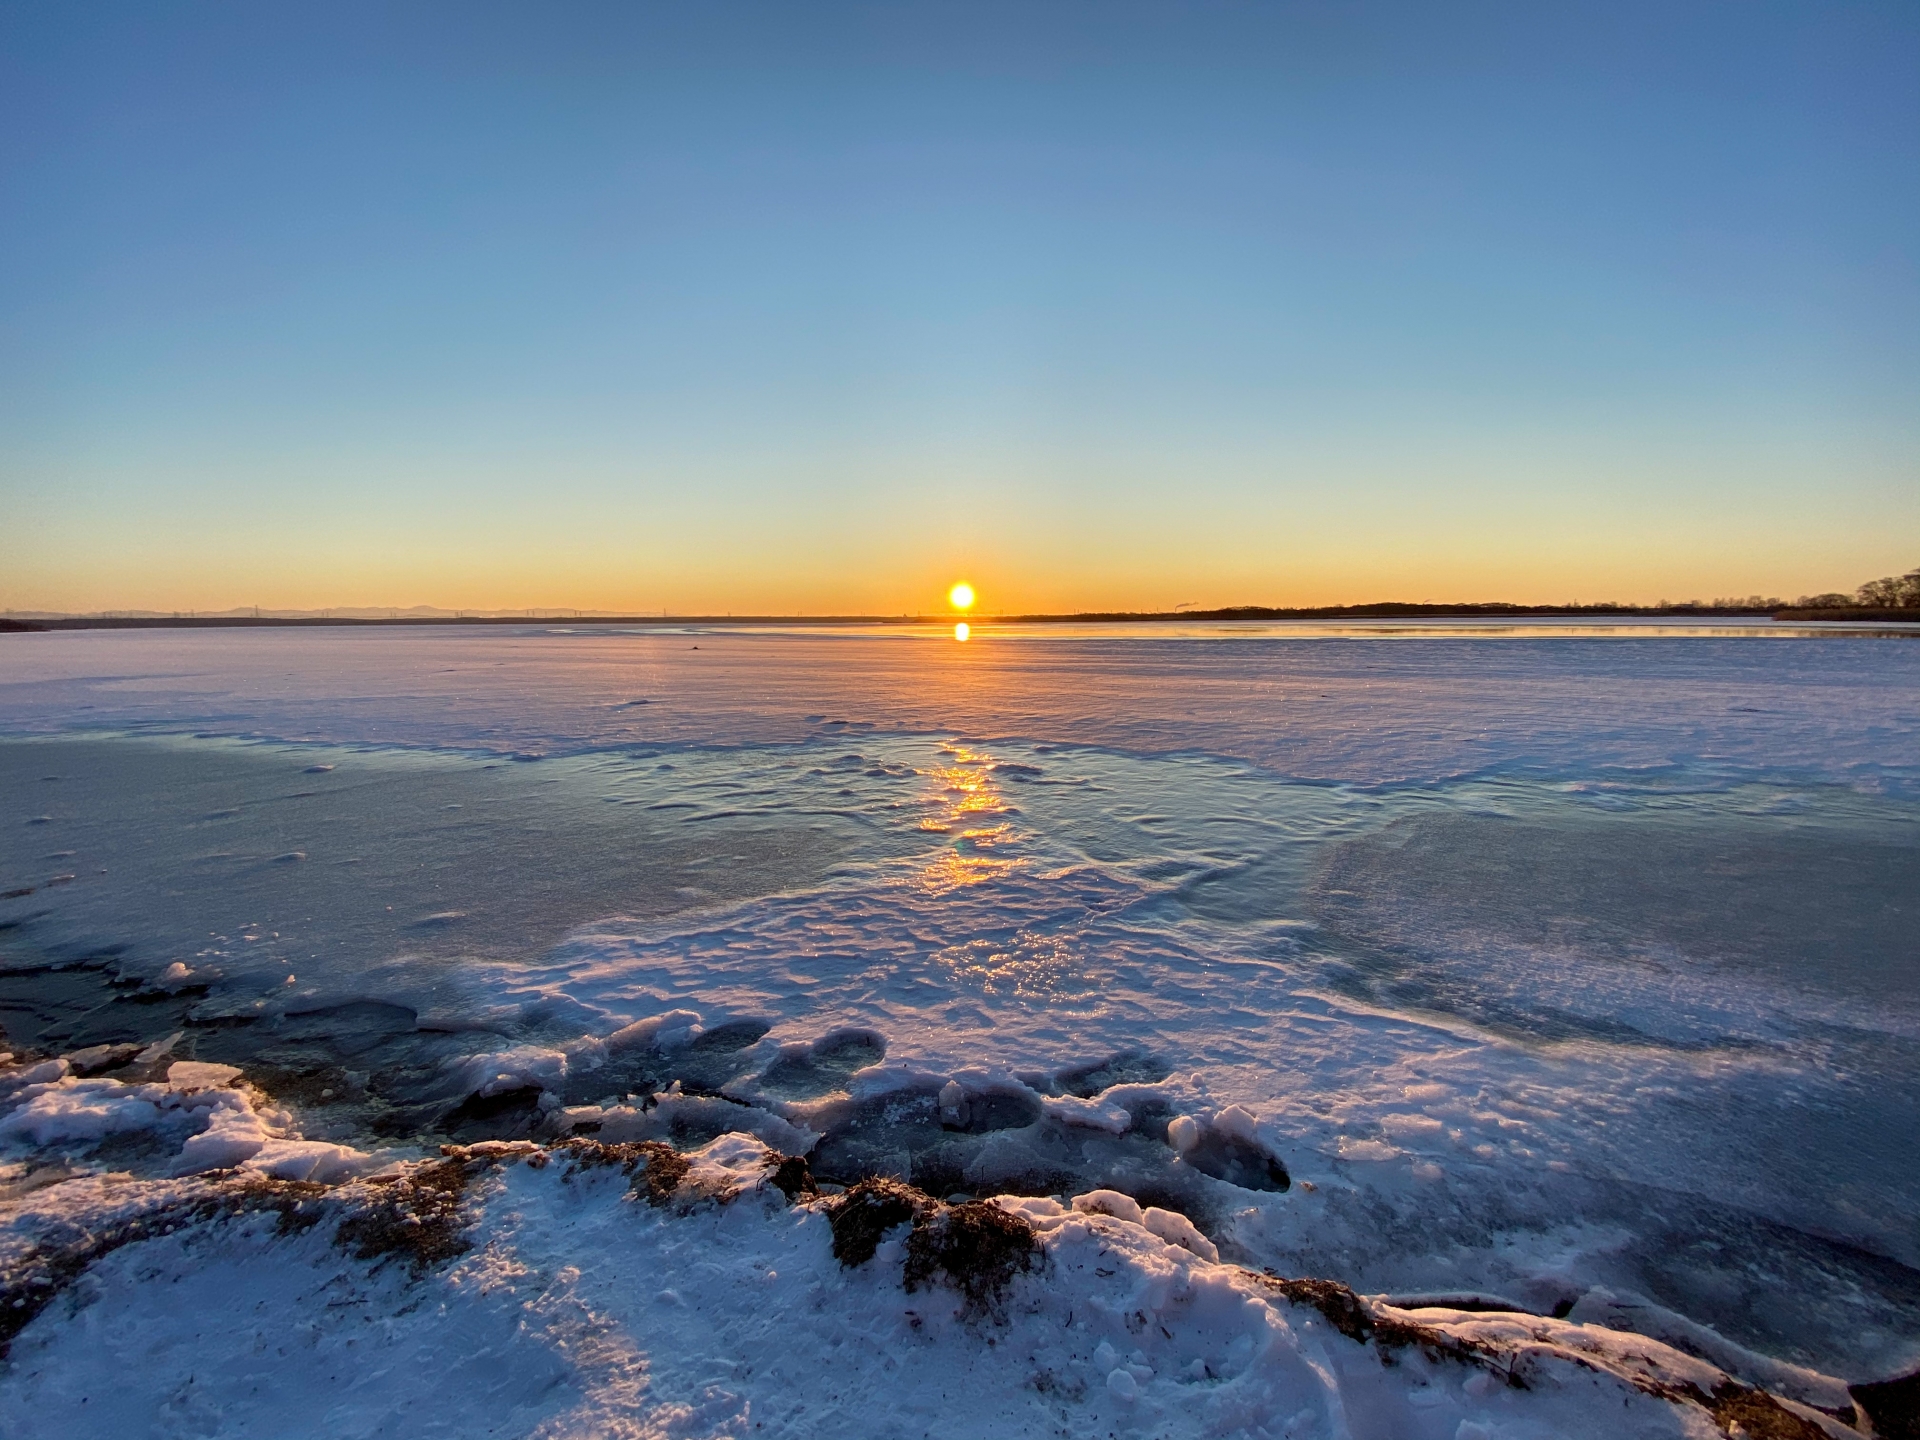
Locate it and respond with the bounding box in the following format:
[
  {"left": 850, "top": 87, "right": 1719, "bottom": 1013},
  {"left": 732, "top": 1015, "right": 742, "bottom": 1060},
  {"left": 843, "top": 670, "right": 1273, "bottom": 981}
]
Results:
[
  {"left": 1782, "top": 567, "right": 1920, "bottom": 611},
  {"left": 1851, "top": 567, "right": 1920, "bottom": 609}
]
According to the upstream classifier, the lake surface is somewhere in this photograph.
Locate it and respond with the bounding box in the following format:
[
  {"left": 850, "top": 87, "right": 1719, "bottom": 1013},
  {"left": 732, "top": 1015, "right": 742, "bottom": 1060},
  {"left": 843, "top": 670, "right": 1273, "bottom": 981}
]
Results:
[{"left": 2, "top": 621, "right": 1917, "bottom": 1378}]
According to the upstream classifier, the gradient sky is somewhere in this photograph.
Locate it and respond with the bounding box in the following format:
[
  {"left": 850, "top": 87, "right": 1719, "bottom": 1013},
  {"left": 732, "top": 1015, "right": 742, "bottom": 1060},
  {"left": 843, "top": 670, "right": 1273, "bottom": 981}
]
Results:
[{"left": 3, "top": 1, "right": 1917, "bottom": 615}]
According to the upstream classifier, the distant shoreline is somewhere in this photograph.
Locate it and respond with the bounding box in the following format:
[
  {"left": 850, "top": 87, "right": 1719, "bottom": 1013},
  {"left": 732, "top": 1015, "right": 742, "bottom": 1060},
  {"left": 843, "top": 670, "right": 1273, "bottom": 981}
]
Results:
[{"left": 6, "top": 602, "right": 1919, "bottom": 633}]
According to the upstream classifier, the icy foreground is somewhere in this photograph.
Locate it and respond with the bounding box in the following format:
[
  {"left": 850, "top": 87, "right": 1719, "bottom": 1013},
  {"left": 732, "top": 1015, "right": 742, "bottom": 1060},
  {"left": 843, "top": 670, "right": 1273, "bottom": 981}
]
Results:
[
  {"left": 0, "top": 1055, "right": 1895, "bottom": 1439},
  {"left": 0, "top": 1103, "right": 1871, "bottom": 1440}
]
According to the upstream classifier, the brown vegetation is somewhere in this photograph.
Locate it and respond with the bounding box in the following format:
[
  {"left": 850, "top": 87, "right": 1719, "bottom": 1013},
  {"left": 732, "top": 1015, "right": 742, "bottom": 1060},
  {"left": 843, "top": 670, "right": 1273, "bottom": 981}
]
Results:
[
  {"left": 824, "top": 1177, "right": 935, "bottom": 1267},
  {"left": 540, "top": 1136, "right": 692, "bottom": 1204},
  {"left": 1698, "top": 1382, "right": 1831, "bottom": 1440},
  {"left": 1255, "top": 1272, "right": 1516, "bottom": 1380},
  {"left": 821, "top": 1178, "right": 1041, "bottom": 1318},
  {"left": 335, "top": 1156, "right": 475, "bottom": 1271},
  {"left": 903, "top": 1200, "right": 1043, "bottom": 1317},
  {"left": 766, "top": 1153, "right": 819, "bottom": 1201},
  {"left": 0, "top": 1134, "right": 1866, "bottom": 1437}
]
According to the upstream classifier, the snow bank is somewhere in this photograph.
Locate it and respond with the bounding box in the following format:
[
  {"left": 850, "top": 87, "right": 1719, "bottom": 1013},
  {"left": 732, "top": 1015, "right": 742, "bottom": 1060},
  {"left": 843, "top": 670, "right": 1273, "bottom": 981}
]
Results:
[
  {"left": 1068, "top": 1190, "right": 1220, "bottom": 1261},
  {"left": 0, "top": 1130, "right": 1872, "bottom": 1440}
]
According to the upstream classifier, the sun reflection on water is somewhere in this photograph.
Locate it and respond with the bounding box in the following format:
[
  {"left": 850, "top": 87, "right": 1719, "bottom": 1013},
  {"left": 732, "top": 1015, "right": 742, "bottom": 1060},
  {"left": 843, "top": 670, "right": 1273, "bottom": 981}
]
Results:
[
  {"left": 933, "top": 931, "right": 1088, "bottom": 998},
  {"left": 913, "top": 745, "right": 1020, "bottom": 893},
  {"left": 905, "top": 744, "right": 1092, "bottom": 993}
]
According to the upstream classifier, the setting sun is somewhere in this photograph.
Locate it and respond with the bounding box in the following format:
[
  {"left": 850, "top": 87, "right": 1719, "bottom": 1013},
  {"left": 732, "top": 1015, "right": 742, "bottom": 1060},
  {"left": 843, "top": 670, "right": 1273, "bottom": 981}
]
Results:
[{"left": 948, "top": 582, "right": 976, "bottom": 611}]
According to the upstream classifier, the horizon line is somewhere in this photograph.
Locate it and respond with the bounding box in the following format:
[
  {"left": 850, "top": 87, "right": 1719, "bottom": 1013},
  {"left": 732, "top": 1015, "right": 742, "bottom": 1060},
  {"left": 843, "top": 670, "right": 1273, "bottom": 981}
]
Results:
[{"left": 8, "top": 599, "right": 1917, "bottom": 633}]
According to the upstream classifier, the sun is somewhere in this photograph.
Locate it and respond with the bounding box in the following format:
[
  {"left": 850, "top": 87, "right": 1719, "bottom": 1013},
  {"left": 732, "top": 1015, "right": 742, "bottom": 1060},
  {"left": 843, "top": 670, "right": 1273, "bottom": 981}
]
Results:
[{"left": 948, "top": 582, "right": 976, "bottom": 611}]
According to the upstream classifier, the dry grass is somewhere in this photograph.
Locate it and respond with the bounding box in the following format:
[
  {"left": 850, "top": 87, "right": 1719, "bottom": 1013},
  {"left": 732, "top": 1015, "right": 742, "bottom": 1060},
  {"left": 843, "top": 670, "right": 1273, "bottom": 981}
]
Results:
[
  {"left": 903, "top": 1199, "right": 1041, "bottom": 1318},
  {"left": 540, "top": 1136, "right": 694, "bottom": 1204},
  {"left": 823, "top": 1178, "right": 1040, "bottom": 1318},
  {"left": 334, "top": 1157, "right": 475, "bottom": 1272},
  {"left": 766, "top": 1153, "right": 818, "bottom": 1201},
  {"left": 825, "top": 1177, "right": 933, "bottom": 1267},
  {"left": 1699, "top": 1382, "right": 1832, "bottom": 1440},
  {"left": 3, "top": 1136, "right": 1842, "bottom": 1439}
]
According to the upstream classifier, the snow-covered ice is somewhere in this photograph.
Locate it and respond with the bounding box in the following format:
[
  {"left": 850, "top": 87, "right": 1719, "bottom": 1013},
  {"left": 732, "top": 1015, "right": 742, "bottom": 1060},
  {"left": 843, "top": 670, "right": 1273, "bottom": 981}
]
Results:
[
  {"left": 0, "top": 1133, "right": 1876, "bottom": 1439},
  {"left": 1, "top": 622, "right": 1917, "bottom": 1436}
]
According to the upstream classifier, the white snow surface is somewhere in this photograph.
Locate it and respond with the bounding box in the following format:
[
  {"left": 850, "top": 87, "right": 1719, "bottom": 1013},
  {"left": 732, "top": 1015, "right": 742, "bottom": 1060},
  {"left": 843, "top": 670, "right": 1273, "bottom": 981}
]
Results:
[{"left": 0, "top": 1134, "right": 1863, "bottom": 1440}]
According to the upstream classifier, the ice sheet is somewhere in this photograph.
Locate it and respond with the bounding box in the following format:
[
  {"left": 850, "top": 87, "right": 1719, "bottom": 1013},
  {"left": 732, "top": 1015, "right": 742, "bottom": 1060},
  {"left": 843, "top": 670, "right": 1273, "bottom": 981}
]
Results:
[{"left": 3, "top": 622, "right": 1918, "bottom": 789}]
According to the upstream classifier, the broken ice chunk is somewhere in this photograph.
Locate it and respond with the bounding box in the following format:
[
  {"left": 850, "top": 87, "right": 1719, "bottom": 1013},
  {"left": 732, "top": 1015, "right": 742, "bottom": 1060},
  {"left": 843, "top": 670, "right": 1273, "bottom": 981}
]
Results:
[
  {"left": 1140, "top": 1206, "right": 1218, "bottom": 1262},
  {"left": 1073, "top": 1189, "right": 1144, "bottom": 1225},
  {"left": 938, "top": 1080, "right": 969, "bottom": 1129},
  {"left": 167, "top": 1061, "right": 242, "bottom": 1091},
  {"left": 134, "top": 1033, "right": 183, "bottom": 1065}
]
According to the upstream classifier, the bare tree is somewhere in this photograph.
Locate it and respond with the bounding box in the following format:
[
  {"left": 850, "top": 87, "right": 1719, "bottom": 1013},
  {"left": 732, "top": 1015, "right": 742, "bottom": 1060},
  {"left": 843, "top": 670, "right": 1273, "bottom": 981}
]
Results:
[{"left": 1856, "top": 568, "right": 1920, "bottom": 609}]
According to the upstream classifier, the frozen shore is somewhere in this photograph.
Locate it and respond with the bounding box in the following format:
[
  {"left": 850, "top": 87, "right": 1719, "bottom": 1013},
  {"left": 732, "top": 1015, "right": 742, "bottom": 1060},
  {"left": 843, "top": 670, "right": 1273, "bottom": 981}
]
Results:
[{"left": 0, "top": 1075, "right": 1885, "bottom": 1440}]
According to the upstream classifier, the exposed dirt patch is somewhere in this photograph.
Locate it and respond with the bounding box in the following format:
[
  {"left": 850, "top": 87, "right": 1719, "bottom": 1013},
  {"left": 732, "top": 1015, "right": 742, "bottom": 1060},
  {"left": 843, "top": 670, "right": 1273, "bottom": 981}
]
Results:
[{"left": 903, "top": 1199, "right": 1041, "bottom": 1318}]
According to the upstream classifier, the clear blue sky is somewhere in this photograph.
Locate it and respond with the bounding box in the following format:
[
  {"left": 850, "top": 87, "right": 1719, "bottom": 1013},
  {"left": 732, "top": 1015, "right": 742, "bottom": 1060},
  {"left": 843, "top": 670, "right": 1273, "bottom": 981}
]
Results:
[{"left": 3, "top": 1, "right": 1916, "bottom": 613}]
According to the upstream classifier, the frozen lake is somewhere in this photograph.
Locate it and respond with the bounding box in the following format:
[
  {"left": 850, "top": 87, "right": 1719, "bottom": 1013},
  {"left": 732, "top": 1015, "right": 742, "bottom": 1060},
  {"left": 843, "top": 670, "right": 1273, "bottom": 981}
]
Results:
[{"left": 2, "top": 622, "right": 1917, "bottom": 1436}]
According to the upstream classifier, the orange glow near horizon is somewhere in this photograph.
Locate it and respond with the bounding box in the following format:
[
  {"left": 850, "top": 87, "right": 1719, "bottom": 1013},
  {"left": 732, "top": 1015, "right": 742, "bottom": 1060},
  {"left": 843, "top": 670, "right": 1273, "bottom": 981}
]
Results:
[
  {"left": 954, "top": 621, "right": 971, "bottom": 642},
  {"left": 948, "top": 582, "right": 976, "bottom": 611},
  {"left": 11, "top": 549, "right": 1910, "bottom": 619}
]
